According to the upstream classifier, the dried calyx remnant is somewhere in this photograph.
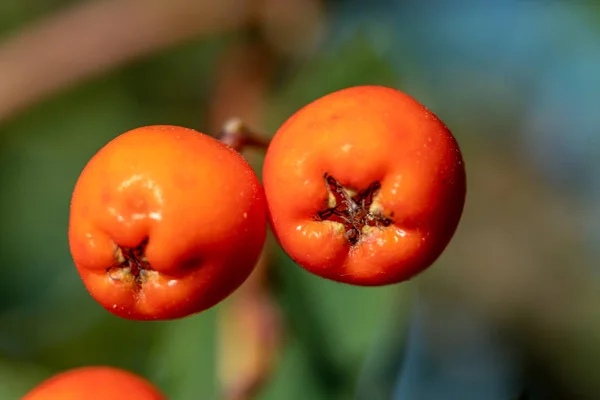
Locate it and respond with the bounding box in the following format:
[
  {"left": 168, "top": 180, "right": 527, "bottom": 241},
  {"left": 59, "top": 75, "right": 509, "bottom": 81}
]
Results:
[
  {"left": 316, "top": 173, "right": 392, "bottom": 245},
  {"left": 107, "top": 238, "right": 152, "bottom": 286}
]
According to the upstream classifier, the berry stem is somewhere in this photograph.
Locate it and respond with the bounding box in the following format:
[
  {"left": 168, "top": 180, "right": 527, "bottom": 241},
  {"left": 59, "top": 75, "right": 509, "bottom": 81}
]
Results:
[
  {"left": 218, "top": 117, "right": 272, "bottom": 153},
  {"left": 216, "top": 118, "right": 280, "bottom": 400}
]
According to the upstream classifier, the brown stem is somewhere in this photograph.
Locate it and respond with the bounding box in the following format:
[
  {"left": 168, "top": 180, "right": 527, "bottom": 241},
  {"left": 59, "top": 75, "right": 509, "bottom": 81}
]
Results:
[
  {"left": 0, "top": 0, "right": 253, "bottom": 123},
  {"left": 211, "top": 40, "right": 280, "bottom": 400},
  {"left": 216, "top": 243, "right": 283, "bottom": 400},
  {"left": 218, "top": 117, "right": 272, "bottom": 152},
  {"left": 210, "top": 38, "right": 276, "bottom": 153}
]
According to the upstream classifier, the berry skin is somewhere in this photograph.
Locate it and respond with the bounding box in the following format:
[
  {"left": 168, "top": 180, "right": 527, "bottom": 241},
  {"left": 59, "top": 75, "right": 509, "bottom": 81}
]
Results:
[
  {"left": 22, "top": 366, "right": 166, "bottom": 400},
  {"left": 263, "top": 85, "right": 466, "bottom": 286},
  {"left": 69, "top": 125, "right": 266, "bottom": 320}
]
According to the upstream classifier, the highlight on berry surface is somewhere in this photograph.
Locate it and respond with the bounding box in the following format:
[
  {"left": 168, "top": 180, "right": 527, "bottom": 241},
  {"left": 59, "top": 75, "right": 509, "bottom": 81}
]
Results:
[
  {"left": 262, "top": 85, "right": 467, "bottom": 286},
  {"left": 68, "top": 125, "right": 267, "bottom": 321}
]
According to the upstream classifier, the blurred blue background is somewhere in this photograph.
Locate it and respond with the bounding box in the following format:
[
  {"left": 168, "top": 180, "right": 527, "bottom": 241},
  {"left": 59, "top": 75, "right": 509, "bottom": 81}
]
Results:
[{"left": 1, "top": 1, "right": 599, "bottom": 399}]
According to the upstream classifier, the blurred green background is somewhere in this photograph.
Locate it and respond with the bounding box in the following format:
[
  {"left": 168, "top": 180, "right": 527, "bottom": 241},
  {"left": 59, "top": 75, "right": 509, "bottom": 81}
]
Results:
[{"left": 1, "top": 1, "right": 600, "bottom": 399}]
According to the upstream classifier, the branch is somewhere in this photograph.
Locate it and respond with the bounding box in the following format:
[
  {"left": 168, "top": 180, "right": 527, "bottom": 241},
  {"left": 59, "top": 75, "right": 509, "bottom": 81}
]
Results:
[{"left": 0, "top": 0, "right": 252, "bottom": 123}]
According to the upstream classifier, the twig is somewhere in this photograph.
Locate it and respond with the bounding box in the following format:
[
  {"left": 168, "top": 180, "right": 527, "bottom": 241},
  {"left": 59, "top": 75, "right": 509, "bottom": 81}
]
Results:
[
  {"left": 210, "top": 39, "right": 281, "bottom": 400},
  {"left": 0, "top": 0, "right": 252, "bottom": 123},
  {"left": 218, "top": 117, "right": 271, "bottom": 152},
  {"left": 216, "top": 244, "right": 283, "bottom": 400}
]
